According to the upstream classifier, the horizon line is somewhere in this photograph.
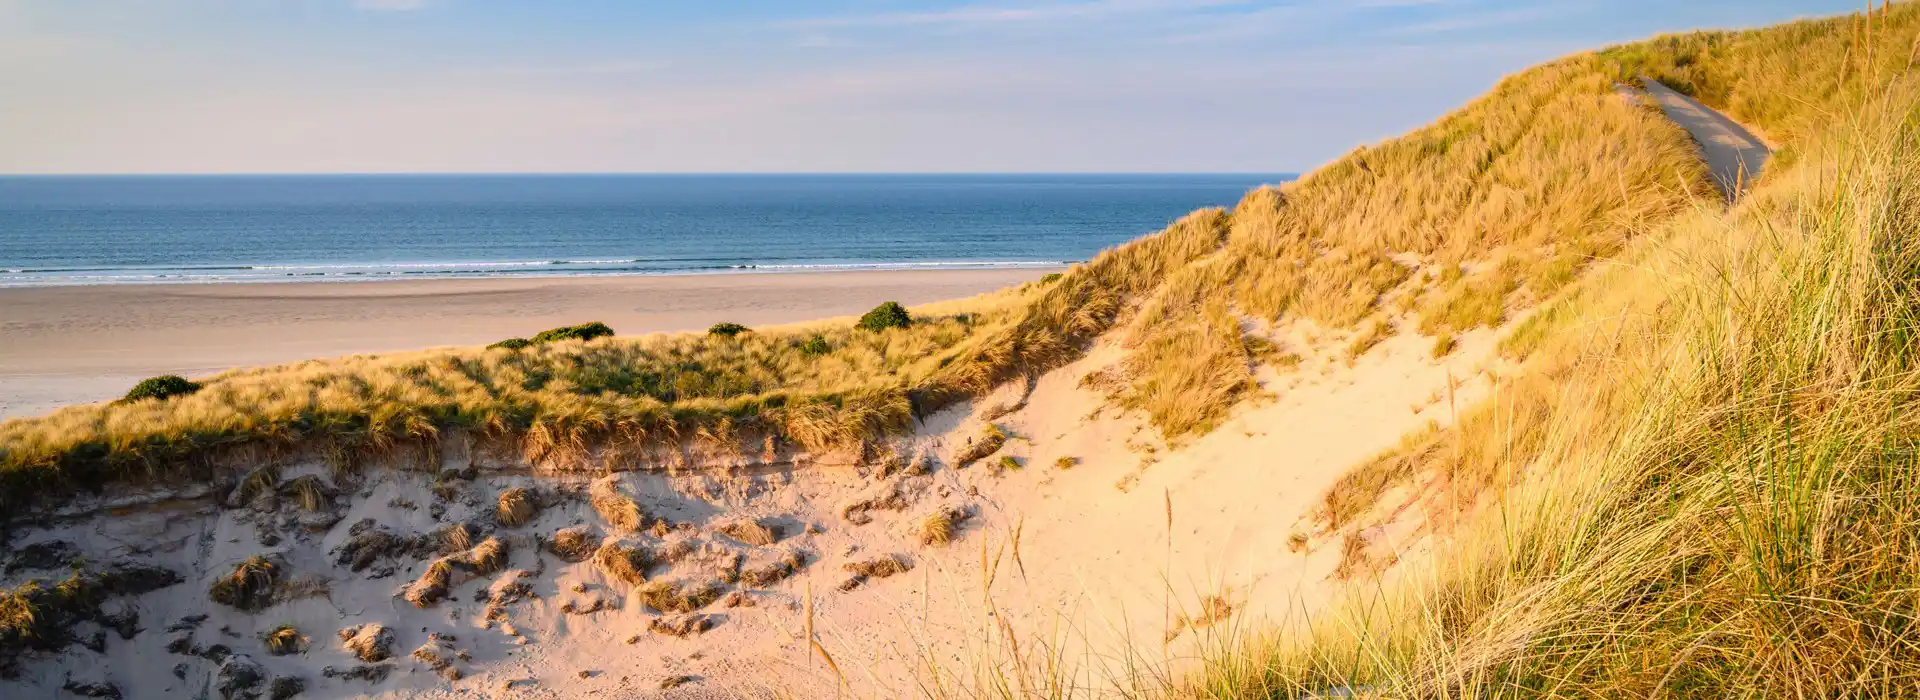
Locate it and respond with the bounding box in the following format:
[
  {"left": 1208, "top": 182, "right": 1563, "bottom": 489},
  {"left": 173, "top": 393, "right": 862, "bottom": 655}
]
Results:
[{"left": 0, "top": 170, "right": 1300, "bottom": 178}]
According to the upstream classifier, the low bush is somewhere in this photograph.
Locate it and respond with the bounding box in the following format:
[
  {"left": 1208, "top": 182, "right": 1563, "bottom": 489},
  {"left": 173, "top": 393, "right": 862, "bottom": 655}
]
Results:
[
  {"left": 487, "top": 337, "right": 531, "bottom": 351},
  {"left": 857, "top": 302, "right": 911, "bottom": 331},
  {"left": 121, "top": 376, "right": 201, "bottom": 403},
  {"left": 528, "top": 322, "right": 614, "bottom": 345},
  {"left": 708, "top": 322, "right": 750, "bottom": 338},
  {"left": 799, "top": 334, "right": 831, "bottom": 355}
]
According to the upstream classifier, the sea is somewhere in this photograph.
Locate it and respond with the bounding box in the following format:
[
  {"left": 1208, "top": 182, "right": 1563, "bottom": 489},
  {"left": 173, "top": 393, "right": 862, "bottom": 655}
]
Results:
[{"left": 0, "top": 174, "right": 1286, "bottom": 287}]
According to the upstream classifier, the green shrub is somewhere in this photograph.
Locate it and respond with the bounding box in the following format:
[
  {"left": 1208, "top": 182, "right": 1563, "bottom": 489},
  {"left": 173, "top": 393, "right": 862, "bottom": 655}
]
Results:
[
  {"left": 800, "top": 335, "right": 831, "bottom": 355},
  {"left": 488, "top": 337, "right": 531, "bottom": 351},
  {"left": 708, "top": 322, "right": 750, "bottom": 338},
  {"left": 1040, "top": 273, "right": 1063, "bottom": 284},
  {"left": 122, "top": 376, "right": 201, "bottom": 403},
  {"left": 857, "top": 302, "right": 912, "bottom": 332},
  {"left": 529, "top": 322, "right": 614, "bottom": 345}
]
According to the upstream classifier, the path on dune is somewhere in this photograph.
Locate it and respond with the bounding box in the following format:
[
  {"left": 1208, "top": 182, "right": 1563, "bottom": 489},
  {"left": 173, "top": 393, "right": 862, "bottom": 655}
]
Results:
[{"left": 1638, "top": 77, "right": 1771, "bottom": 200}]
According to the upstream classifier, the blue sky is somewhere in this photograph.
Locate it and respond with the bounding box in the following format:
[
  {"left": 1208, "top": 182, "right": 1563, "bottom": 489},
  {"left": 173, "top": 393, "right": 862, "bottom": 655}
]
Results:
[{"left": 0, "top": 0, "right": 1864, "bottom": 174}]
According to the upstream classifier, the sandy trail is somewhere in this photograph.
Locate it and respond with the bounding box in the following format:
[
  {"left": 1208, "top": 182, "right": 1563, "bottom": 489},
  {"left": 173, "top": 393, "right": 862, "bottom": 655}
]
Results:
[
  {"left": 0, "top": 268, "right": 1054, "bottom": 420},
  {"left": 1638, "top": 77, "right": 1771, "bottom": 199}
]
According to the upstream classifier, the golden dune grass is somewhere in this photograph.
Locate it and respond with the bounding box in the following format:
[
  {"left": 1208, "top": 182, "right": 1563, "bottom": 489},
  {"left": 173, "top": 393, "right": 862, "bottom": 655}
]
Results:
[{"left": 1195, "top": 5, "right": 1920, "bottom": 698}]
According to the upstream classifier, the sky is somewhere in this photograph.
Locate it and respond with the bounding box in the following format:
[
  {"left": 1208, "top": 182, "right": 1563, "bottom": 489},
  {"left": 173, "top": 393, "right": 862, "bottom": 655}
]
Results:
[{"left": 0, "top": 0, "right": 1869, "bottom": 174}]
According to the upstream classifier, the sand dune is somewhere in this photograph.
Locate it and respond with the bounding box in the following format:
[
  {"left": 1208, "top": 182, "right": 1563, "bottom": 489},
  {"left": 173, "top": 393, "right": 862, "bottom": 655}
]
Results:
[{"left": 0, "top": 308, "right": 1503, "bottom": 699}]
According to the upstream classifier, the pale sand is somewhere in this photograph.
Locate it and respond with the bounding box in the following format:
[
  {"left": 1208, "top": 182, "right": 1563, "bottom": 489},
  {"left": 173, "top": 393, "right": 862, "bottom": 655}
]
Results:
[
  {"left": 0, "top": 269, "right": 1055, "bottom": 420},
  {"left": 0, "top": 314, "right": 1505, "bottom": 699}
]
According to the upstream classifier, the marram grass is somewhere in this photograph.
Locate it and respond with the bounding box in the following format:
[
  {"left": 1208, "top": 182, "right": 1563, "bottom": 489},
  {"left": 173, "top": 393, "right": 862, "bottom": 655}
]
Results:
[{"left": 1198, "top": 5, "right": 1920, "bottom": 699}]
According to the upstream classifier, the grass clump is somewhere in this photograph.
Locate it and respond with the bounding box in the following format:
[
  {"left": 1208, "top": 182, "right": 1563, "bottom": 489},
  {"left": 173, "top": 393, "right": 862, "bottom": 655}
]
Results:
[
  {"left": 121, "top": 375, "right": 201, "bottom": 403},
  {"left": 263, "top": 624, "right": 306, "bottom": 656},
  {"left": 918, "top": 506, "right": 967, "bottom": 547},
  {"left": 843, "top": 553, "right": 913, "bottom": 579},
  {"left": 590, "top": 479, "right": 649, "bottom": 534},
  {"left": 592, "top": 542, "right": 653, "bottom": 587},
  {"left": 0, "top": 565, "right": 182, "bottom": 665},
  {"left": 282, "top": 475, "right": 331, "bottom": 513},
  {"left": 1054, "top": 456, "right": 1079, "bottom": 469},
  {"left": 638, "top": 580, "right": 722, "bottom": 614},
  {"left": 708, "top": 322, "right": 750, "bottom": 338},
  {"left": 494, "top": 488, "right": 536, "bottom": 528},
  {"left": 459, "top": 537, "right": 508, "bottom": 575},
  {"left": 546, "top": 527, "right": 601, "bottom": 563},
  {"left": 715, "top": 519, "right": 782, "bottom": 547},
  {"left": 337, "top": 623, "right": 393, "bottom": 663},
  {"left": 208, "top": 557, "right": 280, "bottom": 612},
  {"left": 403, "top": 560, "right": 454, "bottom": 608},
  {"left": 857, "top": 301, "right": 912, "bottom": 331},
  {"left": 528, "top": 321, "right": 614, "bottom": 345}
]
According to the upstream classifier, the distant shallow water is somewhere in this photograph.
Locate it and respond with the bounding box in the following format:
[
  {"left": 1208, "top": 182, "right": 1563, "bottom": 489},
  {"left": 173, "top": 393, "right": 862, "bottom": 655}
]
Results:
[{"left": 0, "top": 174, "right": 1287, "bottom": 287}]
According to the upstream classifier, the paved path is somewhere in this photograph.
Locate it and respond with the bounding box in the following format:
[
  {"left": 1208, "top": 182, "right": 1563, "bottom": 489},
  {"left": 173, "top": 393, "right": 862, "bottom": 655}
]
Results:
[{"left": 1637, "top": 77, "right": 1771, "bottom": 200}]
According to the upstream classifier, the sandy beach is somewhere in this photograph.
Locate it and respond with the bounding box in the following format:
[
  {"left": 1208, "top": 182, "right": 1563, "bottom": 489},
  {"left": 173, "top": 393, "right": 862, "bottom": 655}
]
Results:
[{"left": 0, "top": 268, "right": 1055, "bottom": 420}]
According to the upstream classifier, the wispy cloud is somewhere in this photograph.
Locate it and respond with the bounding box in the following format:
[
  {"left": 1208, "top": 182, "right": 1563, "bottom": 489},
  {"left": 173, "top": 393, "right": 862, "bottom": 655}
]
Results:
[{"left": 354, "top": 0, "right": 436, "bottom": 11}]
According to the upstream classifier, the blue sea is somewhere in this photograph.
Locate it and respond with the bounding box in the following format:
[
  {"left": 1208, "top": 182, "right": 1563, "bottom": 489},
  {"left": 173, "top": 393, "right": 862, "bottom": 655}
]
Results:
[{"left": 0, "top": 174, "right": 1285, "bottom": 287}]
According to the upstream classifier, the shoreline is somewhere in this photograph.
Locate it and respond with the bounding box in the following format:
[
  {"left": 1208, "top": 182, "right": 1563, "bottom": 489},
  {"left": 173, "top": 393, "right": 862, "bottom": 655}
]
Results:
[
  {"left": 0, "top": 260, "right": 1081, "bottom": 288},
  {"left": 0, "top": 267, "right": 1058, "bottom": 420}
]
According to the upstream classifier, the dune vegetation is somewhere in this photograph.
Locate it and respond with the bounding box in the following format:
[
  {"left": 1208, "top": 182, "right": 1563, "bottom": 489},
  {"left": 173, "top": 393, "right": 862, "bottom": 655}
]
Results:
[
  {"left": 0, "top": 297, "right": 1019, "bottom": 512},
  {"left": 1190, "top": 4, "right": 1920, "bottom": 698}
]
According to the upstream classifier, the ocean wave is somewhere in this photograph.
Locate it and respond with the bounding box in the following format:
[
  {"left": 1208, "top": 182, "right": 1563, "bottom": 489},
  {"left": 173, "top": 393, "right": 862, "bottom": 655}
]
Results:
[
  {"left": 0, "top": 259, "right": 1075, "bottom": 287},
  {"left": 732, "top": 261, "right": 1073, "bottom": 270}
]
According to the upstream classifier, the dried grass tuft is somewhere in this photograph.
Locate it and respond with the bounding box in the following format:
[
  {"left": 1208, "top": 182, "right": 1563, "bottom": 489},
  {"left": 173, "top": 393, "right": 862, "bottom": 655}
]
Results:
[
  {"left": 715, "top": 519, "right": 782, "bottom": 547},
  {"left": 546, "top": 527, "right": 600, "bottom": 563},
  {"left": 638, "top": 580, "right": 722, "bottom": 614},
  {"left": 590, "top": 480, "right": 649, "bottom": 534},
  {"left": 918, "top": 507, "right": 968, "bottom": 547},
  {"left": 263, "top": 624, "right": 307, "bottom": 656},
  {"left": 495, "top": 488, "right": 536, "bottom": 528},
  {"left": 592, "top": 543, "right": 653, "bottom": 587},
  {"left": 208, "top": 556, "right": 280, "bottom": 612}
]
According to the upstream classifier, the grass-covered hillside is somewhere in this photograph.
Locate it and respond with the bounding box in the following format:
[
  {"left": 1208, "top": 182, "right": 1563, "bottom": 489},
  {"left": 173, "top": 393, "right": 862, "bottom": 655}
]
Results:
[{"left": 1197, "top": 4, "right": 1920, "bottom": 698}]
